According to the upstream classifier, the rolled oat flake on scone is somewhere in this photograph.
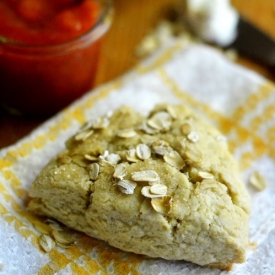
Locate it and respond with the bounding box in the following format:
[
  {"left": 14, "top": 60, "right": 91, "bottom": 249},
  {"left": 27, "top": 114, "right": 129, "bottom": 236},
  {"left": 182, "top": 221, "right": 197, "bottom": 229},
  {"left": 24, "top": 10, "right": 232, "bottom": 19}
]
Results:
[{"left": 28, "top": 104, "right": 250, "bottom": 270}]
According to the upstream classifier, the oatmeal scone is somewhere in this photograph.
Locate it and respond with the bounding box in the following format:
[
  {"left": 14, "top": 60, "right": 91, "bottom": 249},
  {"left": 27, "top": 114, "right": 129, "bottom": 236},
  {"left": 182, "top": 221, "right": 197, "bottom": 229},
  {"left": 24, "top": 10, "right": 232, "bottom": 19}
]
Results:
[{"left": 28, "top": 104, "right": 250, "bottom": 270}]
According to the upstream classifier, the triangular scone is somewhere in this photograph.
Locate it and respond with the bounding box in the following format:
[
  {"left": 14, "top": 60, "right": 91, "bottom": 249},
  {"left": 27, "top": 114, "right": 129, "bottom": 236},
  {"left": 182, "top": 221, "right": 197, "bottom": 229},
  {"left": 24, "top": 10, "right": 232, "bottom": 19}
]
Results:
[{"left": 28, "top": 104, "right": 250, "bottom": 270}]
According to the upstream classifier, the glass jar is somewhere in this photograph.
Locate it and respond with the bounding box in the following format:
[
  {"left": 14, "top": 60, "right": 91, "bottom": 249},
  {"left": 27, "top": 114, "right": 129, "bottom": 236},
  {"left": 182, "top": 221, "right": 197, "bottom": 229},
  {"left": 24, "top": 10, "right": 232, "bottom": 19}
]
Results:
[{"left": 0, "top": 0, "right": 113, "bottom": 117}]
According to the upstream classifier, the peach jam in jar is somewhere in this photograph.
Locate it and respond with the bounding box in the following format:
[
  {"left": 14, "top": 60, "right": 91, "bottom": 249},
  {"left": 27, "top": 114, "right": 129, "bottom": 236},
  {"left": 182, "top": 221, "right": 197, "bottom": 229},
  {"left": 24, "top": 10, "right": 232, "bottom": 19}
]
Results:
[{"left": 0, "top": 0, "right": 113, "bottom": 116}]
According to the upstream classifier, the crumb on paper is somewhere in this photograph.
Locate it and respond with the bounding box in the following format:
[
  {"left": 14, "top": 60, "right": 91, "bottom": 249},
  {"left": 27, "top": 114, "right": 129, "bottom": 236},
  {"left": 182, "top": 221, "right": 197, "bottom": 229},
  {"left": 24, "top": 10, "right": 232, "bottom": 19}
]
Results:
[
  {"left": 249, "top": 241, "right": 258, "bottom": 251},
  {"left": 135, "top": 20, "right": 195, "bottom": 58},
  {"left": 249, "top": 171, "right": 267, "bottom": 191},
  {"left": 134, "top": 3, "right": 200, "bottom": 58},
  {"left": 33, "top": 219, "right": 76, "bottom": 252},
  {"left": 0, "top": 262, "right": 4, "bottom": 271},
  {"left": 223, "top": 48, "right": 238, "bottom": 61}
]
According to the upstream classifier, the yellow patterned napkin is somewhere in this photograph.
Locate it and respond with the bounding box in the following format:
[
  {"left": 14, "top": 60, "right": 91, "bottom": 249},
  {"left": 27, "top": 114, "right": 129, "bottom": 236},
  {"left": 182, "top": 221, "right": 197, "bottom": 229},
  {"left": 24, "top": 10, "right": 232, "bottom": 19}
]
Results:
[{"left": 1, "top": 40, "right": 275, "bottom": 275}]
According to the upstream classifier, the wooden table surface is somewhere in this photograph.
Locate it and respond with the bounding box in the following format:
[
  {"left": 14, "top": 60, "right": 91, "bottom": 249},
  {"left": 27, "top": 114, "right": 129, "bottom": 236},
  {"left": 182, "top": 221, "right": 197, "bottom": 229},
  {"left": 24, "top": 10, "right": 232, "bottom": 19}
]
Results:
[{"left": 1, "top": 0, "right": 275, "bottom": 149}]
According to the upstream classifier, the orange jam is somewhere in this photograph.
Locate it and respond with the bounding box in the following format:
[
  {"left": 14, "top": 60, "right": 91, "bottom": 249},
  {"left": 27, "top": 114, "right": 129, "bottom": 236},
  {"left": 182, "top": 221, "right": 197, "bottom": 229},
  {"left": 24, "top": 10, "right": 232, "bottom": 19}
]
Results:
[{"left": 0, "top": 0, "right": 112, "bottom": 117}]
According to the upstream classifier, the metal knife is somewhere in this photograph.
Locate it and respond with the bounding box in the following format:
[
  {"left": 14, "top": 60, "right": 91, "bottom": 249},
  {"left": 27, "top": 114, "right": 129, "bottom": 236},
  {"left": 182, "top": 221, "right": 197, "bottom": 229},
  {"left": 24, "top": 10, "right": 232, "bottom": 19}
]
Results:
[{"left": 227, "top": 17, "right": 275, "bottom": 68}]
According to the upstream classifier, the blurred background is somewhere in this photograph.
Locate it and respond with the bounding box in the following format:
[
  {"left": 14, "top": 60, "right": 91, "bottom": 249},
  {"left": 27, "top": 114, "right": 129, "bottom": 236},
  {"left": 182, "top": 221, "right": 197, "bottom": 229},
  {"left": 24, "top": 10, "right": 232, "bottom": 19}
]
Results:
[{"left": 1, "top": 0, "right": 275, "bottom": 149}]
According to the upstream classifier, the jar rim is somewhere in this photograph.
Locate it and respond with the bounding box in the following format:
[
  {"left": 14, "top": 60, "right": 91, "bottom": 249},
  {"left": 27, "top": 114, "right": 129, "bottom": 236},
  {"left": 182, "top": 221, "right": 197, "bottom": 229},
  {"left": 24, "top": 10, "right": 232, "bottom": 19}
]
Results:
[{"left": 0, "top": 0, "right": 113, "bottom": 51}]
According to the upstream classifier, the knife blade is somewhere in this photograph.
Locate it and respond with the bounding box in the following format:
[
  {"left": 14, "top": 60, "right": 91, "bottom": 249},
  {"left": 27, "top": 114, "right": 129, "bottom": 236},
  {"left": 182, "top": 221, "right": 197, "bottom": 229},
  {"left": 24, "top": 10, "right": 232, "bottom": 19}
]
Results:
[{"left": 227, "top": 17, "right": 275, "bottom": 68}]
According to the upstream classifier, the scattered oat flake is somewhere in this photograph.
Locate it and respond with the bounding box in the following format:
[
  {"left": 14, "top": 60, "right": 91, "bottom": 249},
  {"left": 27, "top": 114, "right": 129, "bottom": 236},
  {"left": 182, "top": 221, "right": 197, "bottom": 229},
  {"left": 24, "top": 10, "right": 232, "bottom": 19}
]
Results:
[
  {"left": 39, "top": 234, "right": 55, "bottom": 252},
  {"left": 187, "top": 131, "right": 199, "bottom": 142},
  {"left": 88, "top": 163, "right": 100, "bottom": 180},
  {"left": 166, "top": 105, "right": 177, "bottom": 119},
  {"left": 84, "top": 154, "right": 98, "bottom": 161},
  {"left": 139, "top": 122, "right": 159, "bottom": 134},
  {"left": 152, "top": 140, "right": 172, "bottom": 155},
  {"left": 117, "top": 180, "right": 137, "bottom": 195},
  {"left": 46, "top": 219, "right": 63, "bottom": 231},
  {"left": 106, "top": 153, "right": 121, "bottom": 165},
  {"left": 101, "top": 150, "right": 109, "bottom": 158},
  {"left": 52, "top": 230, "right": 75, "bottom": 247},
  {"left": 75, "top": 129, "right": 94, "bottom": 141},
  {"left": 113, "top": 163, "right": 127, "bottom": 179},
  {"left": 147, "top": 111, "right": 172, "bottom": 130},
  {"left": 117, "top": 128, "right": 136, "bottom": 138},
  {"left": 150, "top": 184, "right": 167, "bottom": 195},
  {"left": 131, "top": 170, "right": 159, "bottom": 182},
  {"left": 181, "top": 123, "right": 192, "bottom": 135},
  {"left": 198, "top": 171, "right": 214, "bottom": 179},
  {"left": 164, "top": 150, "right": 185, "bottom": 169},
  {"left": 199, "top": 179, "right": 218, "bottom": 189},
  {"left": 98, "top": 150, "right": 110, "bottom": 164},
  {"left": 126, "top": 148, "right": 140, "bottom": 163},
  {"left": 136, "top": 144, "right": 151, "bottom": 160},
  {"left": 249, "top": 241, "right": 258, "bottom": 251},
  {"left": 249, "top": 171, "right": 266, "bottom": 191},
  {"left": 151, "top": 196, "right": 173, "bottom": 214},
  {"left": 185, "top": 147, "right": 202, "bottom": 163},
  {"left": 33, "top": 221, "right": 52, "bottom": 235},
  {"left": 141, "top": 186, "right": 166, "bottom": 198}
]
